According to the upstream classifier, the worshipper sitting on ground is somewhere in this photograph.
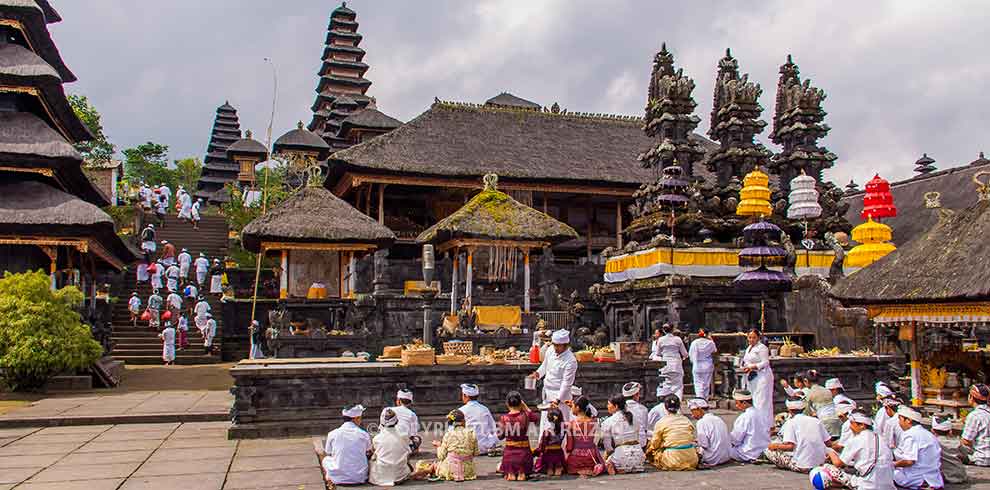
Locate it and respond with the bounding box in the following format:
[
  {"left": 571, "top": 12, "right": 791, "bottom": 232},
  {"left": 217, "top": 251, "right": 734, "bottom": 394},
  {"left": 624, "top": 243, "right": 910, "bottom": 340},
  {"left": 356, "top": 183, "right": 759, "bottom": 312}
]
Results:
[
  {"left": 729, "top": 389, "right": 771, "bottom": 463},
  {"left": 416, "top": 409, "right": 478, "bottom": 482},
  {"left": 802, "top": 370, "right": 840, "bottom": 438},
  {"left": 961, "top": 383, "right": 990, "bottom": 467},
  {"left": 457, "top": 383, "right": 499, "bottom": 455},
  {"left": 688, "top": 398, "right": 731, "bottom": 468},
  {"left": 570, "top": 386, "right": 597, "bottom": 417},
  {"left": 621, "top": 381, "right": 650, "bottom": 447},
  {"left": 386, "top": 389, "right": 421, "bottom": 452},
  {"left": 828, "top": 401, "right": 858, "bottom": 451},
  {"left": 765, "top": 397, "right": 831, "bottom": 473},
  {"left": 827, "top": 378, "right": 856, "bottom": 409},
  {"left": 601, "top": 394, "right": 646, "bottom": 475},
  {"left": 813, "top": 411, "right": 895, "bottom": 490},
  {"left": 497, "top": 391, "right": 539, "bottom": 481},
  {"left": 874, "top": 382, "right": 896, "bottom": 431},
  {"left": 533, "top": 407, "right": 566, "bottom": 477},
  {"left": 878, "top": 397, "right": 905, "bottom": 450},
  {"left": 931, "top": 415, "right": 967, "bottom": 485},
  {"left": 563, "top": 396, "right": 605, "bottom": 477},
  {"left": 316, "top": 404, "right": 372, "bottom": 487},
  {"left": 647, "top": 386, "right": 673, "bottom": 433},
  {"left": 892, "top": 406, "right": 944, "bottom": 490},
  {"left": 645, "top": 394, "right": 698, "bottom": 471},
  {"left": 368, "top": 408, "right": 412, "bottom": 487}
]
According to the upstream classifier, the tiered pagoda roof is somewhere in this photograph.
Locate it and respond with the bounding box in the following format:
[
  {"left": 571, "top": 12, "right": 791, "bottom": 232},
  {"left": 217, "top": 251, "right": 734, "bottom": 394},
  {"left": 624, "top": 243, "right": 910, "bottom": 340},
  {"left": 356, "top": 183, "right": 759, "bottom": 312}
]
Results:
[
  {"left": 307, "top": 2, "right": 400, "bottom": 153},
  {"left": 0, "top": 0, "right": 133, "bottom": 270},
  {"left": 194, "top": 101, "right": 241, "bottom": 204}
]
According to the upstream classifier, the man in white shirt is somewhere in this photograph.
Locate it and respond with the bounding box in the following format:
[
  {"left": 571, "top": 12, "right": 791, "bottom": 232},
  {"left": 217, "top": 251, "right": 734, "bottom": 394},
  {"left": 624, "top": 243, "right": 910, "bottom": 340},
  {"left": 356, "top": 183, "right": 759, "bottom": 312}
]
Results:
[
  {"left": 878, "top": 397, "right": 904, "bottom": 450},
  {"left": 765, "top": 398, "right": 831, "bottom": 472},
  {"left": 688, "top": 398, "right": 730, "bottom": 468},
  {"left": 530, "top": 329, "right": 578, "bottom": 433},
  {"left": 688, "top": 330, "right": 717, "bottom": 400},
  {"left": 195, "top": 252, "right": 210, "bottom": 286},
  {"left": 202, "top": 313, "right": 217, "bottom": 355},
  {"left": 892, "top": 406, "right": 944, "bottom": 489},
  {"left": 385, "top": 389, "right": 421, "bottom": 452},
  {"left": 827, "top": 378, "right": 856, "bottom": 409},
  {"left": 166, "top": 291, "right": 183, "bottom": 312},
  {"left": 622, "top": 381, "right": 650, "bottom": 447},
  {"left": 128, "top": 292, "right": 141, "bottom": 327},
  {"left": 458, "top": 383, "right": 499, "bottom": 454},
  {"left": 830, "top": 401, "right": 858, "bottom": 451},
  {"left": 177, "top": 248, "right": 192, "bottom": 281},
  {"left": 729, "top": 389, "right": 771, "bottom": 463},
  {"left": 317, "top": 404, "right": 371, "bottom": 486},
  {"left": 647, "top": 385, "right": 673, "bottom": 433},
  {"left": 961, "top": 383, "right": 990, "bottom": 466},
  {"left": 815, "top": 411, "right": 895, "bottom": 490}
]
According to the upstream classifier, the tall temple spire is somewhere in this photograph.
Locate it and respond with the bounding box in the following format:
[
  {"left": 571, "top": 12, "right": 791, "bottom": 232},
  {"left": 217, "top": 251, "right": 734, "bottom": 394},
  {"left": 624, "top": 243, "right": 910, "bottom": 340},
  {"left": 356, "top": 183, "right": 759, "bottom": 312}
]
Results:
[
  {"left": 706, "top": 50, "right": 771, "bottom": 187},
  {"left": 639, "top": 43, "right": 704, "bottom": 180},
  {"left": 307, "top": 2, "right": 400, "bottom": 152},
  {"left": 767, "top": 55, "right": 836, "bottom": 190},
  {"left": 195, "top": 102, "right": 242, "bottom": 204}
]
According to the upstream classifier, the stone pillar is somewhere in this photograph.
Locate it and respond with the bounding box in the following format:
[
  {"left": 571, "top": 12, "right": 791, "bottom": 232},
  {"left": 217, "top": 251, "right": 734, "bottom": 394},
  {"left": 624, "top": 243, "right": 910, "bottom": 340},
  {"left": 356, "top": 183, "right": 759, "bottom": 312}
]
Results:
[
  {"left": 465, "top": 249, "right": 473, "bottom": 309},
  {"left": 451, "top": 253, "right": 459, "bottom": 314},
  {"left": 615, "top": 200, "right": 623, "bottom": 248},
  {"left": 279, "top": 250, "right": 288, "bottom": 299},
  {"left": 523, "top": 249, "right": 531, "bottom": 313},
  {"left": 378, "top": 184, "right": 387, "bottom": 224},
  {"left": 348, "top": 253, "right": 357, "bottom": 298}
]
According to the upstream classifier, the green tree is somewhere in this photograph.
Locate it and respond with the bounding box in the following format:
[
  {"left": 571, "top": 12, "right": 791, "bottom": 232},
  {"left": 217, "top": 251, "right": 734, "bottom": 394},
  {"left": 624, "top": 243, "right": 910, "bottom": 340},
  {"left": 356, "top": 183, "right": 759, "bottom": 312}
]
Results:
[
  {"left": 122, "top": 142, "right": 176, "bottom": 189},
  {"left": 68, "top": 94, "right": 115, "bottom": 164},
  {"left": 174, "top": 157, "right": 203, "bottom": 192},
  {"left": 0, "top": 271, "right": 102, "bottom": 391},
  {"left": 223, "top": 166, "right": 290, "bottom": 266}
]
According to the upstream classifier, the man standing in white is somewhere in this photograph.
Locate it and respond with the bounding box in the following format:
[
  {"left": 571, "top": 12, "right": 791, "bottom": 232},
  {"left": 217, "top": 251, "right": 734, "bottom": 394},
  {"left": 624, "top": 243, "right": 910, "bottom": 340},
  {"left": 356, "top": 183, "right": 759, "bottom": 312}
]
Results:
[
  {"left": 530, "top": 329, "right": 578, "bottom": 433},
  {"left": 765, "top": 398, "right": 831, "bottom": 472},
  {"left": 650, "top": 323, "right": 688, "bottom": 400},
  {"left": 892, "top": 406, "right": 944, "bottom": 489},
  {"left": 688, "top": 330, "right": 717, "bottom": 400},
  {"left": 457, "top": 383, "right": 499, "bottom": 454},
  {"left": 177, "top": 248, "right": 192, "bottom": 281},
  {"left": 318, "top": 404, "right": 371, "bottom": 486},
  {"left": 688, "top": 398, "right": 731, "bottom": 468},
  {"left": 741, "top": 328, "right": 774, "bottom": 428},
  {"left": 729, "top": 389, "right": 771, "bottom": 463}
]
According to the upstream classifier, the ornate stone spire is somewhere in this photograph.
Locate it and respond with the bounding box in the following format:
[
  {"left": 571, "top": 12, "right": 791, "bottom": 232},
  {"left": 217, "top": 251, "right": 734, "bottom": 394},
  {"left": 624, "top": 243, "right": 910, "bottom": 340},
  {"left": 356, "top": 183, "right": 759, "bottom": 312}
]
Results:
[
  {"left": 705, "top": 50, "right": 772, "bottom": 187},
  {"left": 639, "top": 43, "right": 704, "bottom": 180},
  {"left": 914, "top": 153, "right": 936, "bottom": 175},
  {"left": 767, "top": 55, "right": 836, "bottom": 191}
]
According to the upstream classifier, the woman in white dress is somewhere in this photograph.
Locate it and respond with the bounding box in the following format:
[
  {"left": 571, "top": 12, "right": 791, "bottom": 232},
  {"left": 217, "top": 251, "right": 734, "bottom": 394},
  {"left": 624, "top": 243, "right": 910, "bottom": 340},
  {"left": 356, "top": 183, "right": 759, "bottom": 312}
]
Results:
[
  {"left": 651, "top": 323, "right": 688, "bottom": 400},
  {"left": 601, "top": 394, "right": 646, "bottom": 474},
  {"left": 741, "top": 328, "right": 774, "bottom": 428}
]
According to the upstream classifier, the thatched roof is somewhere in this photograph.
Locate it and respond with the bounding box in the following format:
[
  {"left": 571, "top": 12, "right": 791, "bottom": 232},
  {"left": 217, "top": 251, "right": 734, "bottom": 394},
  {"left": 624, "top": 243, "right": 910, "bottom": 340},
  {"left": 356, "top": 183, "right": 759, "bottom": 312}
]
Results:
[
  {"left": 0, "top": 41, "right": 59, "bottom": 79},
  {"left": 226, "top": 134, "right": 268, "bottom": 159},
  {"left": 241, "top": 186, "right": 395, "bottom": 252},
  {"left": 416, "top": 176, "right": 579, "bottom": 245},
  {"left": 340, "top": 108, "right": 402, "bottom": 131},
  {"left": 329, "top": 100, "right": 718, "bottom": 188},
  {"left": 833, "top": 197, "right": 990, "bottom": 304},
  {"left": 274, "top": 121, "right": 331, "bottom": 159},
  {"left": 0, "top": 0, "right": 76, "bottom": 82},
  {"left": 841, "top": 155, "right": 990, "bottom": 244},
  {"left": 485, "top": 92, "right": 540, "bottom": 109},
  {"left": 0, "top": 180, "right": 135, "bottom": 266}
]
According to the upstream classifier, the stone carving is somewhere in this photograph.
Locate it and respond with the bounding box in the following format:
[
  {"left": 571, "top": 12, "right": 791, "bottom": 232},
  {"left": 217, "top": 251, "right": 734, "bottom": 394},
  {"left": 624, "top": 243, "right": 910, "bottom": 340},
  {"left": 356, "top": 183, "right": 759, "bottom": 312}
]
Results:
[{"left": 825, "top": 232, "right": 845, "bottom": 284}]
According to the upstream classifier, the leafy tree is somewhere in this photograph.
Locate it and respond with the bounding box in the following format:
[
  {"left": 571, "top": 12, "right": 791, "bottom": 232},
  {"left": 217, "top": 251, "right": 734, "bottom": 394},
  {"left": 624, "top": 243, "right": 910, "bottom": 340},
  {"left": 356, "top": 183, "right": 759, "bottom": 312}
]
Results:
[
  {"left": 0, "top": 271, "right": 102, "bottom": 391},
  {"left": 174, "top": 157, "right": 203, "bottom": 192},
  {"left": 223, "top": 166, "right": 290, "bottom": 266},
  {"left": 68, "top": 94, "right": 115, "bottom": 164},
  {"left": 122, "top": 142, "right": 175, "bottom": 189}
]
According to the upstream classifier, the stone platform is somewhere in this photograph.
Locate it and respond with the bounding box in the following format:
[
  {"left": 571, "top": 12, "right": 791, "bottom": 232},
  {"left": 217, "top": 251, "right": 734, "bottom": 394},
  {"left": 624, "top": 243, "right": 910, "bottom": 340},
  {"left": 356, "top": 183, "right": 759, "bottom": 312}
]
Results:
[{"left": 229, "top": 359, "right": 662, "bottom": 439}]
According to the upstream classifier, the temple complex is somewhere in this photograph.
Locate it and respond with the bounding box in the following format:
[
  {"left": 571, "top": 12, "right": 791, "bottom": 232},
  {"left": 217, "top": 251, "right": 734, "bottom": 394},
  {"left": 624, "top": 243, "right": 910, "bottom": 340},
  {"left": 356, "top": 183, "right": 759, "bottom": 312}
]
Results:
[
  {"left": 194, "top": 101, "right": 242, "bottom": 204},
  {"left": 0, "top": 0, "right": 133, "bottom": 291},
  {"left": 307, "top": 2, "right": 400, "bottom": 152}
]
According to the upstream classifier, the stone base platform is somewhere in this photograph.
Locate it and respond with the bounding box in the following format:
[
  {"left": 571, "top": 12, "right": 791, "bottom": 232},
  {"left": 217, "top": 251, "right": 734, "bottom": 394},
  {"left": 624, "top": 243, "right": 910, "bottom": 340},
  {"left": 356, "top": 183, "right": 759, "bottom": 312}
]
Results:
[{"left": 228, "top": 359, "right": 662, "bottom": 439}]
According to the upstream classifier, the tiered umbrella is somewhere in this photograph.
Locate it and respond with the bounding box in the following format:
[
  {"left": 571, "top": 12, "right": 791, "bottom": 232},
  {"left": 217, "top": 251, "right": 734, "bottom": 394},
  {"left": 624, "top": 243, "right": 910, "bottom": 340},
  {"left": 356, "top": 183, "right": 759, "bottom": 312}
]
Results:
[
  {"left": 655, "top": 165, "right": 690, "bottom": 210},
  {"left": 734, "top": 220, "right": 792, "bottom": 290},
  {"left": 846, "top": 217, "right": 896, "bottom": 268},
  {"left": 861, "top": 174, "right": 897, "bottom": 220},
  {"left": 736, "top": 168, "right": 773, "bottom": 217},
  {"left": 787, "top": 171, "right": 822, "bottom": 220}
]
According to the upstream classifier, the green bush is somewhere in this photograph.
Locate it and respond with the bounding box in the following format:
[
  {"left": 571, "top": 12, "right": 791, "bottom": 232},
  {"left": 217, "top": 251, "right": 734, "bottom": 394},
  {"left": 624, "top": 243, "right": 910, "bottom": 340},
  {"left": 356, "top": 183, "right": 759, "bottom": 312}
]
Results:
[{"left": 0, "top": 271, "right": 102, "bottom": 391}]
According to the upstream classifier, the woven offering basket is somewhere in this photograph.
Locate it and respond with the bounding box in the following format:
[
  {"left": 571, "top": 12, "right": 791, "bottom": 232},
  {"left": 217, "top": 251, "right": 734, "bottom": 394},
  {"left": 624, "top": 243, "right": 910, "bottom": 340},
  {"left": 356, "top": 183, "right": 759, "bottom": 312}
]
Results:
[
  {"left": 443, "top": 341, "right": 474, "bottom": 356},
  {"left": 400, "top": 349, "right": 435, "bottom": 366}
]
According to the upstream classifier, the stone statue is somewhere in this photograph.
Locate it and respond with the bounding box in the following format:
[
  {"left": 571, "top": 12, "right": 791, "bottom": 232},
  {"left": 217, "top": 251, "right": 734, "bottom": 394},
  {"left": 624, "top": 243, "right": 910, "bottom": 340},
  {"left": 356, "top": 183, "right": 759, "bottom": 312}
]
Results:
[
  {"left": 825, "top": 232, "right": 845, "bottom": 284},
  {"left": 780, "top": 232, "right": 797, "bottom": 276},
  {"left": 268, "top": 305, "right": 290, "bottom": 336}
]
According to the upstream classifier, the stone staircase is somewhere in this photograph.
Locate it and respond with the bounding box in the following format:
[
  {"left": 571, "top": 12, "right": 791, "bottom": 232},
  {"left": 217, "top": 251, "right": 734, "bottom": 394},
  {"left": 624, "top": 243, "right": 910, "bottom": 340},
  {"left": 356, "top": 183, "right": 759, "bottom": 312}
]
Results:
[{"left": 109, "top": 213, "right": 229, "bottom": 365}]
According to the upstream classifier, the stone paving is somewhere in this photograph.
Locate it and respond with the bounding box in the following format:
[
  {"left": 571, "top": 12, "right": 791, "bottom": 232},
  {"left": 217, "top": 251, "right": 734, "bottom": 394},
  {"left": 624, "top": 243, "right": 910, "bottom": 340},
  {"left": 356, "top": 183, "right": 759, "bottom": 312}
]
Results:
[
  {"left": 0, "top": 391, "right": 231, "bottom": 424},
  {"left": 3, "top": 421, "right": 990, "bottom": 489}
]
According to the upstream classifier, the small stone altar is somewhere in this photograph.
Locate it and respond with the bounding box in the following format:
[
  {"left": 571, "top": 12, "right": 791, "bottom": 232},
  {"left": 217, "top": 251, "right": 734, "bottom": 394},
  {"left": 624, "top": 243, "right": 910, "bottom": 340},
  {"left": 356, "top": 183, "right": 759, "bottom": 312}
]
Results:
[{"left": 228, "top": 359, "right": 661, "bottom": 439}]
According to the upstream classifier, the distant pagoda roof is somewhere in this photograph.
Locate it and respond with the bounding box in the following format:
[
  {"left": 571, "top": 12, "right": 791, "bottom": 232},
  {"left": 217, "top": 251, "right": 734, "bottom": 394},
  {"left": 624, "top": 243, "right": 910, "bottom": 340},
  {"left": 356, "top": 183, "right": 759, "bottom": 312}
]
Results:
[
  {"left": 0, "top": 0, "right": 75, "bottom": 81},
  {"left": 330, "top": 99, "right": 717, "bottom": 188},
  {"left": 340, "top": 108, "right": 402, "bottom": 131},
  {"left": 242, "top": 185, "right": 395, "bottom": 252},
  {"left": 485, "top": 92, "right": 541, "bottom": 110},
  {"left": 332, "top": 2, "right": 356, "bottom": 17},
  {"left": 195, "top": 101, "right": 242, "bottom": 202},
  {"left": 417, "top": 175, "right": 579, "bottom": 246}
]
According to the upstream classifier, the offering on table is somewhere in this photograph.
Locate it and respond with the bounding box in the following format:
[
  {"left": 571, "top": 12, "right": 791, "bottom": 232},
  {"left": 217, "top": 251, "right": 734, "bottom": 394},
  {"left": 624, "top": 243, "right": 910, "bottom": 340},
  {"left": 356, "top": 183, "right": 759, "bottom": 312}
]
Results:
[
  {"left": 594, "top": 347, "right": 617, "bottom": 362},
  {"left": 799, "top": 346, "right": 840, "bottom": 358},
  {"left": 575, "top": 349, "right": 595, "bottom": 363}
]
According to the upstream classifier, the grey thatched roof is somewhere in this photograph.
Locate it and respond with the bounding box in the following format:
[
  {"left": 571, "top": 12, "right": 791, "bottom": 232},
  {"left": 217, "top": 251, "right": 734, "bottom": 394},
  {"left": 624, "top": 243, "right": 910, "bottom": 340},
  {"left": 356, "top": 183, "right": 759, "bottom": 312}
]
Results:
[
  {"left": 416, "top": 181, "right": 579, "bottom": 245},
  {"left": 330, "top": 101, "right": 718, "bottom": 187},
  {"left": 340, "top": 108, "right": 402, "bottom": 131},
  {"left": 226, "top": 135, "right": 268, "bottom": 159},
  {"left": 1, "top": 0, "right": 75, "bottom": 81},
  {"left": 833, "top": 198, "right": 990, "bottom": 303},
  {"left": 841, "top": 155, "right": 990, "bottom": 244},
  {"left": 35, "top": 0, "right": 60, "bottom": 23},
  {"left": 0, "top": 110, "right": 80, "bottom": 159},
  {"left": 241, "top": 186, "right": 395, "bottom": 252},
  {"left": 0, "top": 180, "right": 135, "bottom": 265},
  {"left": 274, "top": 122, "right": 331, "bottom": 159},
  {"left": 0, "top": 41, "right": 59, "bottom": 79},
  {"left": 485, "top": 92, "right": 540, "bottom": 109}
]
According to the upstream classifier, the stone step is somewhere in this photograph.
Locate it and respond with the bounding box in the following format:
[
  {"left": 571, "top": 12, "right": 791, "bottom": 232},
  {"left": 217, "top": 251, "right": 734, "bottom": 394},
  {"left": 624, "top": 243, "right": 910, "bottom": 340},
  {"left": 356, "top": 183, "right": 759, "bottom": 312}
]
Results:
[{"left": 114, "top": 354, "right": 221, "bottom": 365}]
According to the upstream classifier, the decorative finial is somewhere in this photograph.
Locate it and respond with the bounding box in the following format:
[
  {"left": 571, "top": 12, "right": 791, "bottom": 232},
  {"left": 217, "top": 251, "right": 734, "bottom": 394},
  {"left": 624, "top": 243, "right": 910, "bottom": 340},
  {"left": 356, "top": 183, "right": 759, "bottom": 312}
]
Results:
[
  {"left": 296, "top": 121, "right": 304, "bottom": 130},
  {"left": 924, "top": 191, "right": 941, "bottom": 209},
  {"left": 725, "top": 48, "right": 732, "bottom": 57},
  {"left": 342, "top": 1, "right": 347, "bottom": 7},
  {"left": 245, "top": 130, "right": 252, "bottom": 139},
  {"left": 974, "top": 171, "right": 990, "bottom": 202},
  {"left": 660, "top": 42, "right": 667, "bottom": 53},
  {"left": 982, "top": 152, "right": 986, "bottom": 159},
  {"left": 786, "top": 54, "right": 792, "bottom": 63},
  {"left": 482, "top": 173, "right": 499, "bottom": 191}
]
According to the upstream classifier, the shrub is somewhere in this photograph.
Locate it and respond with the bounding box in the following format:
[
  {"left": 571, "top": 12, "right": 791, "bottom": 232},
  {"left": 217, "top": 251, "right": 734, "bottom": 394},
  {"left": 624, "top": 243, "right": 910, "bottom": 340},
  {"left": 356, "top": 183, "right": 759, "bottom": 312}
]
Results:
[{"left": 0, "top": 271, "right": 102, "bottom": 391}]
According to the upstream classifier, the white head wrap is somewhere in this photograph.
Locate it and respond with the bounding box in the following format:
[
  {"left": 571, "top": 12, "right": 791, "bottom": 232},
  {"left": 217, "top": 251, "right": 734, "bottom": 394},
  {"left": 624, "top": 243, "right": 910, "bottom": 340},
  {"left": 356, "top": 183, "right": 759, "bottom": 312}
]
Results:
[
  {"left": 657, "top": 385, "right": 674, "bottom": 397},
  {"left": 850, "top": 412, "right": 873, "bottom": 426},
  {"left": 786, "top": 399, "right": 806, "bottom": 410},
  {"left": 571, "top": 386, "right": 583, "bottom": 397},
  {"left": 622, "top": 382, "right": 642, "bottom": 397},
  {"left": 460, "top": 383, "right": 479, "bottom": 397},
  {"left": 825, "top": 378, "right": 843, "bottom": 390},
  {"left": 397, "top": 389, "right": 413, "bottom": 401},
  {"left": 875, "top": 382, "right": 894, "bottom": 397},
  {"left": 732, "top": 389, "right": 753, "bottom": 401},
  {"left": 835, "top": 402, "right": 856, "bottom": 417},
  {"left": 687, "top": 398, "right": 709, "bottom": 410},
  {"left": 896, "top": 406, "right": 923, "bottom": 423},
  {"left": 931, "top": 416, "right": 952, "bottom": 432},
  {"left": 342, "top": 404, "right": 365, "bottom": 418},
  {"left": 380, "top": 408, "right": 398, "bottom": 427},
  {"left": 551, "top": 329, "right": 570, "bottom": 344}
]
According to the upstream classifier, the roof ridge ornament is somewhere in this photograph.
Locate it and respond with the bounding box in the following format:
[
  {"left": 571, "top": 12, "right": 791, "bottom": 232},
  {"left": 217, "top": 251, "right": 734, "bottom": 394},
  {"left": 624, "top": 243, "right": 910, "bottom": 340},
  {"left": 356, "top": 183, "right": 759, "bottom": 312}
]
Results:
[
  {"left": 482, "top": 173, "right": 498, "bottom": 191},
  {"left": 974, "top": 171, "right": 990, "bottom": 202},
  {"left": 923, "top": 191, "right": 941, "bottom": 209}
]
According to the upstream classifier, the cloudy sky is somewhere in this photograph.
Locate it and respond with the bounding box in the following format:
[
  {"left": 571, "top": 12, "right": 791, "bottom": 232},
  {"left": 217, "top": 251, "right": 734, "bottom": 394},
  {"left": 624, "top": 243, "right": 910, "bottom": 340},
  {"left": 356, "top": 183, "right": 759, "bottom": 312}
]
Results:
[{"left": 52, "top": 0, "right": 989, "bottom": 186}]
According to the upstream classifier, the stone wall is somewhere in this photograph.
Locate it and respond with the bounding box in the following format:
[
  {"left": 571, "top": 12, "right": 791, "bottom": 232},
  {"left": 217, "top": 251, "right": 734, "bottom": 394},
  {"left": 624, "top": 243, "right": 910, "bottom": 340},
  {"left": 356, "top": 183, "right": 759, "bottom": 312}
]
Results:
[
  {"left": 228, "top": 360, "right": 661, "bottom": 439},
  {"left": 784, "top": 275, "right": 871, "bottom": 352}
]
